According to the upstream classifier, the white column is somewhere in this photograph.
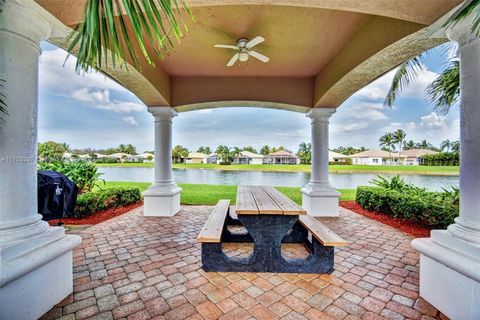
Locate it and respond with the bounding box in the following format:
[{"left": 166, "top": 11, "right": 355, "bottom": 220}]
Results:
[
  {"left": 301, "top": 108, "right": 339, "bottom": 217},
  {"left": 412, "top": 14, "right": 480, "bottom": 320},
  {"left": 143, "top": 107, "right": 182, "bottom": 216},
  {"left": 0, "top": 1, "right": 81, "bottom": 319}
]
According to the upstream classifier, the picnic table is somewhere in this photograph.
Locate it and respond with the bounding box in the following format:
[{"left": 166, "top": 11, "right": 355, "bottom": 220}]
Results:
[{"left": 197, "top": 185, "right": 347, "bottom": 273}]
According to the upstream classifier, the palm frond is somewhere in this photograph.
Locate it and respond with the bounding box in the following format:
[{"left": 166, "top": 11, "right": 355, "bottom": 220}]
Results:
[
  {"left": 0, "top": 78, "right": 7, "bottom": 125},
  {"left": 68, "top": 0, "right": 193, "bottom": 73},
  {"left": 444, "top": 0, "right": 480, "bottom": 36},
  {"left": 383, "top": 54, "right": 425, "bottom": 108},
  {"left": 425, "top": 61, "right": 460, "bottom": 115}
]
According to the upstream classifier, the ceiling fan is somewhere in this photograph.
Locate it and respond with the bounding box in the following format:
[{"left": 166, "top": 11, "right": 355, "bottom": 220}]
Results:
[{"left": 214, "top": 36, "right": 270, "bottom": 67}]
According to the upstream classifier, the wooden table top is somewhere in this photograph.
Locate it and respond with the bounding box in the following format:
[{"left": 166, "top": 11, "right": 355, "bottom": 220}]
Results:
[{"left": 235, "top": 185, "right": 306, "bottom": 215}]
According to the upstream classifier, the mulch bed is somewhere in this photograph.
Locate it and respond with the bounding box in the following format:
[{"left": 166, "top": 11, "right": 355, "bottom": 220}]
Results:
[
  {"left": 340, "top": 200, "right": 431, "bottom": 238},
  {"left": 48, "top": 201, "right": 143, "bottom": 226}
]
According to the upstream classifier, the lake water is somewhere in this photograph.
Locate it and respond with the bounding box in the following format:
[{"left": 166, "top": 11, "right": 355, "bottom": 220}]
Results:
[{"left": 98, "top": 167, "right": 459, "bottom": 191}]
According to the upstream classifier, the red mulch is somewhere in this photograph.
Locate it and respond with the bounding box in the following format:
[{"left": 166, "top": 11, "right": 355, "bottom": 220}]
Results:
[
  {"left": 48, "top": 201, "right": 143, "bottom": 226},
  {"left": 340, "top": 201, "right": 431, "bottom": 238}
]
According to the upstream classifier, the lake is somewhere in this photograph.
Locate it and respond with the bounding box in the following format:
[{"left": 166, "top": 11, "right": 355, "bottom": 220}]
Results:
[{"left": 98, "top": 167, "right": 459, "bottom": 191}]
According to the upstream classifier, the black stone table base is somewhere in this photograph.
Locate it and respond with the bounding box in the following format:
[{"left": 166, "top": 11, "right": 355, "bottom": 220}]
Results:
[{"left": 201, "top": 214, "right": 334, "bottom": 274}]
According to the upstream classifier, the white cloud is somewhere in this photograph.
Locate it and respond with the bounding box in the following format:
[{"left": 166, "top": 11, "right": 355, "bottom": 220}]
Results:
[
  {"left": 348, "top": 103, "right": 388, "bottom": 121},
  {"left": 70, "top": 88, "right": 144, "bottom": 113},
  {"left": 122, "top": 116, "right": 138, "bottom": 125},
  {"left": 331, "top": 122, "right": 369, "bottom": 133},
  {"left": 354, "top": 65, "right": 438, "bottom": 102},
  {"left": 383, "top": 112, "right": 459, "bottom": 145},
  {"left": 39, "top": 47, "right": 127, "bottom": 94}
]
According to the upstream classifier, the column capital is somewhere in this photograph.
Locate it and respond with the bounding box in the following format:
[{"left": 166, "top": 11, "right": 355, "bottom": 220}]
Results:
[
  {"left": 148, "top": 106, "right": 178, "bottom": 119},
  {"left": 306, "top": 108, "right": 336, "bottom": 122},
  {"left": 0, "top": 0, "right": 67, "bottom": 45},
  {"left": 445, "top": 10, "right": 480, "bottom": 46}
]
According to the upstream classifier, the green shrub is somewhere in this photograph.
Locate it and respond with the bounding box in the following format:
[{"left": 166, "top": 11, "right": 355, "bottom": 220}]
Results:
[
  {"left": 356, "top": 186, "right": 458, "bottom": 228},
  {"left": 421, "top": 152, "right": 459, "bottom": 166},
  {"left": 38, "top": 160, "right": 104, "bottom": 192},
  {"left": 73, "top": 188, "right": 141, "bottom": 218}
]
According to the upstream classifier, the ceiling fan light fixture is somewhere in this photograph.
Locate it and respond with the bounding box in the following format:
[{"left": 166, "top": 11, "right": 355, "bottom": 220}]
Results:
[{"left": 239, "top": 52, "right": 249, "bottom": 62}]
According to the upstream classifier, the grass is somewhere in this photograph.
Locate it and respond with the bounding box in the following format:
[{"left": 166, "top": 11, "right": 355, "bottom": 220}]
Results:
[
  {"left": 96, "top": 163, "right": 459, "bottom": 175},
  {"left": 98, "top": 181, "right": 356, "bottom": 205}
]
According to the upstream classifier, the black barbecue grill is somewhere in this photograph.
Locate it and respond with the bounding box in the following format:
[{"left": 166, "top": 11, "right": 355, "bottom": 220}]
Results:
[{"left": 37, "top": 170, "right": 78, "bottom": 221}]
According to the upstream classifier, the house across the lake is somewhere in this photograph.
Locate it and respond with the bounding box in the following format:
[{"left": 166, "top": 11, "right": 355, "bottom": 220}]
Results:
[
  {"left": 329, "top": 151, "right": 349, "bottom": 163},
  {"left": 349, "top": 149, "right": 437, "bottom": 166},
  {"left": 234, "top": 151, "right": 265, "bottom": 165},
  {"left": 349, "top": 149, "right": 404, "bottom": 165},
  {"left": 402, "top": 149, "right": 438, "bottom": 166},
  {"left": 265, "top": 150, "right": 299, "bottom": 165},
  {"left": 185, "top": 152, "right": 208, "bottom": 164}
]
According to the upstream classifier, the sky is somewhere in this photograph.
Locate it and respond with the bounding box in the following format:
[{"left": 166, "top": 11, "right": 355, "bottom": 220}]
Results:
[{"left": 38, "top": 42, "right": 460, "bottom": 154}]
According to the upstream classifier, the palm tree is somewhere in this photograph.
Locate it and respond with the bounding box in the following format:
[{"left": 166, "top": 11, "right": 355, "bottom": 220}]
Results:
[
  {"left": 393, "top": 129, "right": 406, "bottom": 161},
  {"left": 68, "top": 0, "right": 193, "bottom": 73},
  {"left": 403, "top": 140, "right": 416, "bottom": 150},
  {"left": 379, "top": 133, "right": 395, "bottom": 164},
  {"left": 451, "top": 140, "right": 460, "bottom": 153},
  {"left": 384, "top": 1, "right": 479, "bottom": 114},
  {"left": 440, "top": 139, "right": 452, "bottom": 152},
  {"left": 215, "top": 145, "right": 231, "bottom": 164},
  {"left": 0, "top": 78, "right": 6, "bottom": 124},
  {"left": 297, "top": 142, "right": 312, "bottom": 164},
  {"left": 260, "top": 145, "right": 270, "bottom": 156},
  {"left": 416, "top": 140, "right": 433, "bottom": 150}
]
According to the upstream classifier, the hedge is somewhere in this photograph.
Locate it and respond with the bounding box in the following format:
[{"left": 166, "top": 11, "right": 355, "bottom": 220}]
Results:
[
  {"left": 356, "top": 186, "right": 458, "bottom": 228},
  {"left": 420, "top": 152, "right": 459, "bottom": 166},
  {"left": 73, "top": 188, "right": 141, "bottom": 218}
]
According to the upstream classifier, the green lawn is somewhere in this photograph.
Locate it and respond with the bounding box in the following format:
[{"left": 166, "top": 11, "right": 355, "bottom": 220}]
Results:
[
  {"left": 99, "top": 181, "right": 356, "bottom": 205},
  {"left": 96, "top": 163, "right": 459, "bottom": 175}
]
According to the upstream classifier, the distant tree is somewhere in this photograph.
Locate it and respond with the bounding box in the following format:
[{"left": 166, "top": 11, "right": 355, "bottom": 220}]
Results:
[
  {"left": 403, "top": 140, "right": 416, "bottom": 150},
  {"left": 332, "top": 146, "right": 367, "bottom": 155},
  {"left": 260, "top": 145, "right": 270, "bottom": 155},
  {"left": 38, "top": 141, "right": 68, "bottom": 162},
  {"left": 89, "top": 152, "right": 98, "bottom": 160},
  {"left": 440, "top": 139, "right": 452, "bottom": 152},
  {"left": 124, "top": 144, "right": 137, "bottom": 155},
  {"left": 215, "top": 145, "right": 232, "bottom": 164},
  {"left": 393, "top": 129, "right": 407, "bottom": 157},
  {"left": 197, "top": 146, "right": 211, "bottom": 154},
  {"left": 172, "top": 145, "right": 189, "bottom": 163},
  {"left": 61, "top": 142, "right": 71, "bottom": 152},
  {"left": 416, "top": 140, "right": 434, "bottom": 150},
  {"left": 105, "top": 147, "right": 117, "bottom": 155},
  {"left": 231, "top": 147, "right": 242, "bottom": 160},
  {"left": 242, "top": 146, "right": 258, "bottom": 154},
  {"left": 451, "top": 140, "right": 460, "bottom": 153},
  {"left": 297, "top": 142, "right": 312, "bottom": 164},
  {"left": 379, "top": 132, "right": 395, "bottom": 160}
]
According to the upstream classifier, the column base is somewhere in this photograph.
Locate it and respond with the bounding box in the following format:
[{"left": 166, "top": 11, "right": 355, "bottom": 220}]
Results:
[
  {"left": 301, "top": 185, "right": 340, "bottom": 217},
  {"left": 0, "top": 227, "right": 82, "bottom": 320},
  {"left": 412, "top": 230, "right": 480, "bottom": 320},
  {"left": 143, "top": 185, "right": 182, "bottom": 217}
]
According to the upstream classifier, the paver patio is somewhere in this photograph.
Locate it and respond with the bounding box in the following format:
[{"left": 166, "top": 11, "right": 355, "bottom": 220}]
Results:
[{"left": 41, "top": 206, "right": 446, "bottom": 320}]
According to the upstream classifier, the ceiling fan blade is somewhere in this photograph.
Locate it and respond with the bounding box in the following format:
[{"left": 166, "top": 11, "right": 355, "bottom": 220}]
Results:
[
  {"left": 227, "top": 53, "right": 239, "bottom": 67},
  {"left": 214, "top": 44, "right": 239, "bottom": 50},
  {"left": 248, "top": 50, "right": 269, "bottom": 63},
  {"left": 246, "top": 36, "right": 265, "bottom": 49}
]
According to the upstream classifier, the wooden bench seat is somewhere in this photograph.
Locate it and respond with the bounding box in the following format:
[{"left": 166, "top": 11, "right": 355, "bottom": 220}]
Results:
[
  {"left": 299, "top": 215, "right": 348, "bottom": 247},
  {"left": 197, "top": 200, "right": 231, "bottom": 243}
]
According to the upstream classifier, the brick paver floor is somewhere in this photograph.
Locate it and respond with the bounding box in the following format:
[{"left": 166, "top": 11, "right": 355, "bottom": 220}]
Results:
[{"left": 41, "top": 206, "right": 447, "bottom": 320}]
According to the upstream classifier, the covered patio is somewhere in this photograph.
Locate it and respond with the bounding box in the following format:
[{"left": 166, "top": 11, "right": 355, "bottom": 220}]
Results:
[{"left": 1, "top": 0, "right": 480, "bottom": 319}]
